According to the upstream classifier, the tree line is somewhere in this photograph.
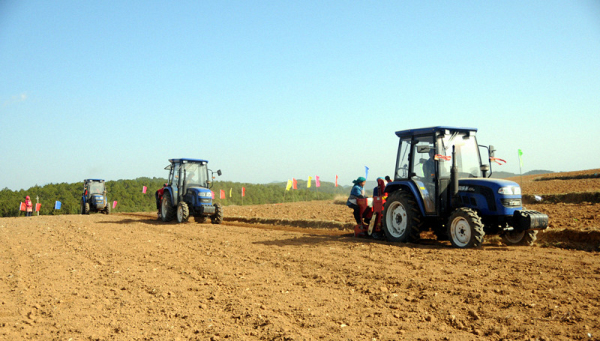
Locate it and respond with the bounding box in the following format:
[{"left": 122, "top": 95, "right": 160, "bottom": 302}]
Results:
[{"left": 0, "top": 178, "right": 349, "bottom": 217}]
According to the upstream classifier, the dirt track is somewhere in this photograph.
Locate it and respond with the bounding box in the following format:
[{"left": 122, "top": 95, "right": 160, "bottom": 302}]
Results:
[{"left": 1, "top": 169, "right": 599, "bottom": 340}]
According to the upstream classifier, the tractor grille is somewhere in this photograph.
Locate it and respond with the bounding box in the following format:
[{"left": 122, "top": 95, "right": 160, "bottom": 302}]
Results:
[
  {"left": 200, "top": 198, "right": 211, "bottom": 204},
  {"left": 501, "top": 198, "right": 522, "bottom": 207}
]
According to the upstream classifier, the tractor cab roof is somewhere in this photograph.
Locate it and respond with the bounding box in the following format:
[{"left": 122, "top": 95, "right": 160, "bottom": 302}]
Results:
[
  {"left": 84, "top": 179, "right": 105, "bottom": 182},
  {"left": 395, "top": 126, "right": 477, "bottom": 138},
  {"left": 168, "top": 158, "right": 209, "bottom": 164}
]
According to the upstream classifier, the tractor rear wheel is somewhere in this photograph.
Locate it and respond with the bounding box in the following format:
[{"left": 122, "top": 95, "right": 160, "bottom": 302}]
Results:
[
  {"left": 501, "top": 230, "right": 538, "bottom": 246},
  {"left": 447, "top": 208, "right": 485, "bottom": 248},
  {"left": 161, "top": 194, "right": 175, "bottom": 222},
  {"left": 211, "top": 203, "right": 223, "bottom": 224},
  {"left": 177, "top": 202, "right": 190, "bottom": 223},
  {"left": 382, "top": 191, "right": 422, "bottom": 243},
  {"left": 84, "top": 203, "right": 90, "bottom": 215}
]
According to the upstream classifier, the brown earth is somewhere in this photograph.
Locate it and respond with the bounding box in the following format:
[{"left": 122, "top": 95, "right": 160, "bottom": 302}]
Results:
[{"left": 0, "top": 169, "right": 599, "bottom": 340}]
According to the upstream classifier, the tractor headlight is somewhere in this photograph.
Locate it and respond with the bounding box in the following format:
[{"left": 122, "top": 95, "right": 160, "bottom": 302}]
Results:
[
  {"left": 198, "top": 192, "right": 212, "bottom": 198},
  {"left": 498, "top": 186, "right": 521, "bottom": 195}
]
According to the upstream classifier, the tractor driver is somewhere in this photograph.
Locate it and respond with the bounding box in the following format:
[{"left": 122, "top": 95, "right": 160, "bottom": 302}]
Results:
[{"left": 422, "top": 149, "right": 436, "bottom": 180}]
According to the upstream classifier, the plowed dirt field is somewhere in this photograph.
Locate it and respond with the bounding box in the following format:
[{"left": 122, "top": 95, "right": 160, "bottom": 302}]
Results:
[{"left": 1, "top": 169, "right": 599, "bottom": 340}]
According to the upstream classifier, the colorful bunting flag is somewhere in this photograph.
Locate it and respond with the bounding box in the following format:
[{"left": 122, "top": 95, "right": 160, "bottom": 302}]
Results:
[
  {"left": 35, "top": 203, "right": 41, "bottom": 212},
  {"left": 220, "top": 189, "right": 225, "bottom": 199},
  {"left": 315, "top": 176, "right": 320, "bottom": 188},
  {"left": 54, "top": 201, "right": 62, "bottom": 210},
  {"left": 242, "top": 187, "right": 246, "bottom": 197},
  {"left": 292, "top": 178, "right": 297, "bottom": 190},
  {"left": 113, "top": 201, "right": 117, "bottom": 209},
  {"left": 286, "top": 179, "right": 292, "bottom": 191},
  {"left": 307, "top": 176, "right": 312, "bottom": 188},
  {"left": 335, "top": 175, "right": 338, "bottom": 187},
  {"left": 142, "top": 186, "right": 147, "bottom": 194},
  {"left": 211, "top": 191, "right": 215, "bottom": 199},
  {"left": 19, "top": 202, "right": 25, "bottom": 211},
  {"left": 365, "top": 166, "right": 369, "bottom": 180},
  {"left": 229, "top": 188, "right": 232, "bottom": 198}
]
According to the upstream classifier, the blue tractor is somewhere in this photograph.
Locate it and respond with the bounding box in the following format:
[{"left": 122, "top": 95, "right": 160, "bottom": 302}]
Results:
[
  {"left": 381, "top": 126, "right": 548, "bottom": 248},
  {"left": 160, "top": 158, "right": 223, "bottom": 224},
  {"left": 81, "top": 179, "right": 110, "bottom": 214}
]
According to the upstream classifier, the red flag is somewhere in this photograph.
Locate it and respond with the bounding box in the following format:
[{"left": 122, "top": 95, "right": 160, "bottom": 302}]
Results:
[
  {"left": 220, "top": 189, "right": 225, "bottom": 199},
  {"left": 315, "top": 176, "right": 320, "bottom": 188},
  {"left": 142, "top": 186, "right": 147, "bottom": 194},
  {"left": 335, "top": 175, "right": 338, "bottom": 187},
  {"left": 35, "top": 203, "right": 41, "bottom": 212},
  {"left": 19, "top": 202, "right": 26, "bottom": 211},
  {"left": 211, "top": 191, "right": 215, "bottom": 199},
  {"left": 242, "top": 187, "right": 246, "bottom": 197},
  {"left": 113, "top": 201, "right": 117, "bottom": 209},
  {"left": 292, "top": 178, "right": 297, "bottom": 190}
]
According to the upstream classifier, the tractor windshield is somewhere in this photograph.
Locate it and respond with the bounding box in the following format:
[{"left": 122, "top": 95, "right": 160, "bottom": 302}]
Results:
[
  {"left": 87, "top": 182, "right": 105, "bottom": 194},
  {"left": 182, "top": 162, "right": 208, "bottom": 188},
  {"left": 439, "top": 132, "right": 482, "bottom": 178}
]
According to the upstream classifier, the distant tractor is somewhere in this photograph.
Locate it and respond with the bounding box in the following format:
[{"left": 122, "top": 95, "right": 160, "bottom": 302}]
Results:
[
  {"left": 81, "top": 179, "right": 110, "bottom": 214},
  {"left": 358, "top": 126, "right": 548, "bottom": 248},
  {"left": 161, "top": 158, "right": 223, "bottom": 224}
]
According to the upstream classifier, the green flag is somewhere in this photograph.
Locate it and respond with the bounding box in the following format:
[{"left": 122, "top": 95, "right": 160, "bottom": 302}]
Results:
[{"left": 518, "top": 149, "right": 523, "bottom": 167}]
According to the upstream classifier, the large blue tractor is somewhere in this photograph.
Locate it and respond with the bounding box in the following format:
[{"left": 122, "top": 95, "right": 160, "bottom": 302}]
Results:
[
  {"left": 381, "top": 126, "right": 548, "bottom": 248},
  {"left": 81, "top": 179, "right": 110, "bottom": 214},
  {"left": 160, "top": 158, "right": 223, "bottom": 224}
]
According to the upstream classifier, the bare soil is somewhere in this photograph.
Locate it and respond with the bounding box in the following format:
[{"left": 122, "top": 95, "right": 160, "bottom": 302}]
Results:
[{"left": 1, "top": 169, "right": 599, "bottom": 340}]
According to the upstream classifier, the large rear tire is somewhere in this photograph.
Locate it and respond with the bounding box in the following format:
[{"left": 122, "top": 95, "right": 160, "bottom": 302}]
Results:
[
  {"left": 211, "top": 203, "right": 223, "bottom": 224},
  {"left": 84, "top": 202, "right": 90, "bottom": 215},
  {"left": 161, "top": 194, "right": 175, "bottom": 222},
  {"left": 501, "top": 230, "right": 538, "bottom": 246},
  {"left": 447, "top": 208, "right": 485, "bottom": 248},
  {"left": 177, "top": 202, "right": 190, "bottom": 223},
  {"left": 381, "top": 191, "right": 422, "bottom": 243}
]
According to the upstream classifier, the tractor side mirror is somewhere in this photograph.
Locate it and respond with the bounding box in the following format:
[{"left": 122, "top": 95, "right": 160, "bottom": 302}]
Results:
[
  {"left": 489, "top": 145, "right": 495, "bottom": 158},
  {"left": 217, "top": 170, "right": 222, "bottom": 176}
]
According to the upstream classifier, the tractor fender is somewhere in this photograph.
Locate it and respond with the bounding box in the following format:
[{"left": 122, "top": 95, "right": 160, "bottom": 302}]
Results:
[
  {"left": 162, "top": 188, "right": 176, "bottom": 207},
  {"left": 384, "top": 181, "right": 427, "bottom": 216}
]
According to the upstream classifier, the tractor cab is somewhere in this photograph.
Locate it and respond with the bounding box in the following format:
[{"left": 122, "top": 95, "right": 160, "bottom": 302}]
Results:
[
  {"left": 161, "top": 158, "right": 223, "bottom": 224},
  {"left": 81, "top": 179, "right": 110, "bottom": 214},
  {"left": 392, "top": 127, "right": 490, "bottom": 216}
]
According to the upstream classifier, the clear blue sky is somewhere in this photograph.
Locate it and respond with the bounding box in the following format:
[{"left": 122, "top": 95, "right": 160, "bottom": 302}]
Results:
[{"left": 1, "top": 0, "right": 599, "bottom": 191}]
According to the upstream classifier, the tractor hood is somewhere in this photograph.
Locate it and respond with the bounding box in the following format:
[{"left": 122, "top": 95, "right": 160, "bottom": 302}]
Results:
[
  {"left": 187, "top": 186, "right": 213, "bottom": 198},
  {"left": 458, "top": 178, "right": 520, "bottom": 194}
]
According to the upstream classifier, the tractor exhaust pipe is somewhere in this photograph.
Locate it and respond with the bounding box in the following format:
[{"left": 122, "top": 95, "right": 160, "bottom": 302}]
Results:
[{"left": 451, "top": 145, "right": 459, "bottom": 205}]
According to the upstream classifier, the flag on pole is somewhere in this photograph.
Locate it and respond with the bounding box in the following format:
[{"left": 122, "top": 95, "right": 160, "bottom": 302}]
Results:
[
  {"left": 365, "top": 166, "right": 369, "bottom": 180},
  {"left": 335, "top": 175, "right": 338, "bottom": 187},
  {"left": 211, "top": 191, "right": 215, "bottom": 199},
  {"left": 315, "top": 176, "right": 320, "bottom": 188},
  {"left": 35, "top": 203, "right": 41, "bottom": 212},
  {"left": 292, "top": 178, "right": 297, "bottom": 190},
  {"left": 19, "top": 202, "right": 25, "bottom": 211},
  {"left": 307, "top": 176, "right": 312, "bottom": 188},
  {"left": 229, "top": 188, "right": 232, "bottom": 198},
  {"left": 113, "top": 201, "right": 117, "bottom": 209},
  {"left": 142, "top": 186, "right": 147, "bottom": 194},
  {"left": 54, "top": 201, "right": 62, "bottom": 210},
  {"left": 518, "top": 149, "right": 523, "bottom": 167},
  {"left": 286, "top": 179, "right": 292, "bottom": 191},
  {"left": 220, "top": 189, "right": 225, "bottom": 199},
  {"left": 242, "top": 187, "right": 246, "bottom": 197}
]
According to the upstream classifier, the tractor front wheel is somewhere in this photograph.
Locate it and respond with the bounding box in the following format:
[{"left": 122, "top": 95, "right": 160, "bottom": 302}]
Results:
[
  {"left": 501, "top": 230, "right": 538, "bottom": 246},
  {"left": 84, "top": 203, "right": 90, "bottom": 215},
  {"left": 211, "top": 203, "right": 223, "bottom": 224},
  {"left": 177, "top": 202, "right": 190, "bottom": 223},
  {"left": 161, "top": 194, "right": 175, "bottom": 222},
  {"left": 381, "top": 191, "right": 422, "bottom": 243},
  {"left": 447, "top": 208, "right": 485, "bottom": 248}
]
